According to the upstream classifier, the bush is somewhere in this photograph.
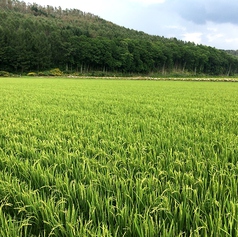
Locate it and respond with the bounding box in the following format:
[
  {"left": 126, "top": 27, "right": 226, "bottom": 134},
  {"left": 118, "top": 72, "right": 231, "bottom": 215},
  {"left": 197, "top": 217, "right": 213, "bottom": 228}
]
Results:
[
  {"left": 49, "top": 68, "right": 63, "bottom": 76},
  {"left": 27, "top": 72, "right": 37, "bottom": 76},
  {"left": 38, "top": 71, "right": 49, "bottom": 76},
  {"left": 0, "top": 71, "right": 10, "bottom": 77}
]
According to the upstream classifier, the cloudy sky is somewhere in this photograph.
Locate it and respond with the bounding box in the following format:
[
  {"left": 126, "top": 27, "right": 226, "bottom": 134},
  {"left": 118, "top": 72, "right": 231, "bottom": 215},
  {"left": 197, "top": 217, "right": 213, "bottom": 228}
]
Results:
[{"left": 27, "top": 0, "right": 238, "bottom": 50}]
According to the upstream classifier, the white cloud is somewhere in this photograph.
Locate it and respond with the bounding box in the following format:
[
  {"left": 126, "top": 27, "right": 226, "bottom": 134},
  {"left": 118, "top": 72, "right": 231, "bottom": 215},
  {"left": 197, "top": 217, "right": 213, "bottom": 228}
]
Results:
[
  {"left": 207, "top": 33, "right": 223, "bottom": 43},
  {"left": 203, "top": 22, "right": 238, "bottom": 49},
  {"left": 166, "top": 25, "right": 186, "bottom": 31},
  {"left": 206, "top": 26, "right": 218, "bottom": 32},
  {"left": 131, "top": 0, "right": 165, "bottom": 4},
  {"left": 182, "top": 32, "right": 203, "bottom": 44},
  {"left": 225, "top": 38, "right": 238, "bottom": 43}
]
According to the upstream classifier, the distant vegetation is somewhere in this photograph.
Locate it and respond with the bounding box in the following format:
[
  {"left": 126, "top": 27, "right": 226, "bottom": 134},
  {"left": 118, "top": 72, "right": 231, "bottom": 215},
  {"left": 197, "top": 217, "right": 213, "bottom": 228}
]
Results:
[
  {"left": 224, "top": 50, "right": 238, "bottom": 58},
  {"left": 0, "top": 0, "right": 238, "bottom": 76}
]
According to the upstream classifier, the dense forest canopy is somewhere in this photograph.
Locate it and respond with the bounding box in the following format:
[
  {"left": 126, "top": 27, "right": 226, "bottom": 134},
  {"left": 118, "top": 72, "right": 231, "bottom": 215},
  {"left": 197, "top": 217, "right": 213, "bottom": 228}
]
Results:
[
  {"left": 225, "top": 50, "right": 238, "bottom": 58},
  {"left": 0, "top": 0, "right": 238, "bottom": 75}
]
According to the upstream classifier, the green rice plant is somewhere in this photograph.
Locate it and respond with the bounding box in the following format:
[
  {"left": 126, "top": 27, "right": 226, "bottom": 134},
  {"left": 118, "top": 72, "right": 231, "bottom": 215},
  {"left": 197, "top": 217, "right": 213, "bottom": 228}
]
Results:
[{"left": 0, "top": 78, "right": 237, "bottom": 236}]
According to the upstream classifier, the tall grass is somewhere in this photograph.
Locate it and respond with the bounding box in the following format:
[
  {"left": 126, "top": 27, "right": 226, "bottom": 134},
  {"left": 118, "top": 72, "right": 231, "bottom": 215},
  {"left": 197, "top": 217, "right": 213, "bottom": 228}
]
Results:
[{"left": 0, "top": 78, "right": 238, "bottom": 236}]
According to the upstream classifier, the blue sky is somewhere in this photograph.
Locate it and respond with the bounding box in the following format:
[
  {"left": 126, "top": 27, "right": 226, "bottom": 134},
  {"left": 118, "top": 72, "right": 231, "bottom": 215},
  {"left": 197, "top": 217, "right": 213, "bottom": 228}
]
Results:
[{"left": 27, "top": 0, "right": 238, "bottom": 50}]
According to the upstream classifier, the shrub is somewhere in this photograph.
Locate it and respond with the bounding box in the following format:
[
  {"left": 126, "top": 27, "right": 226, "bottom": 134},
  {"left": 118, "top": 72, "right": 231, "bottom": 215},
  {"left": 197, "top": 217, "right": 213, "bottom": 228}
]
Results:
[
  {"left": 49, "top": 68, "right": 63, "bottom": 76},
  {"left": 0, "top": 71, "right": 10, "bottom": 77},
  {"left": 27, "top": 72, "right": 37, "bottom": 76},
  {"left": 38, "top": 71, "right": 49, "bottom": 76}
]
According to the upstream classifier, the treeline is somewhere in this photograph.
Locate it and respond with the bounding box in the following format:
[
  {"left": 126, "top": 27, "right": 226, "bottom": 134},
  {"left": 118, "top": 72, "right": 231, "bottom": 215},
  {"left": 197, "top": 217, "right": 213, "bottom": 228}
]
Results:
[
  {"left": 0, "top": 0, "right": 238, "bottom": 75},
  {"left": 225, "top": 50, "right": 238, "bottom": 58}
]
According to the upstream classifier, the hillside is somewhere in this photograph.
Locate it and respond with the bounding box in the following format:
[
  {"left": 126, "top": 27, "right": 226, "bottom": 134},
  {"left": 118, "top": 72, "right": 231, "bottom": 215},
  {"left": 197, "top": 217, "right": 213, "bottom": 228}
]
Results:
[
  {"left": 0, "top": 0, "right": 238, "bottom": 75},
  {"left": 225, "top": 50, "right": 238, "bottom": 58}
]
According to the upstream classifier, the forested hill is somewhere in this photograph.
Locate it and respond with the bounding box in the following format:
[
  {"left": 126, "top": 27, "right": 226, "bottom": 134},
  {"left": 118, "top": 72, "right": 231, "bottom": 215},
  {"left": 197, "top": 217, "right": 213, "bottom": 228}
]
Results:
[
  {"left": 225, "top": 50, "right": 238, "bottom": 58},
  {"left": 1, "top": 0, "right": 238, "bottom": 75}
]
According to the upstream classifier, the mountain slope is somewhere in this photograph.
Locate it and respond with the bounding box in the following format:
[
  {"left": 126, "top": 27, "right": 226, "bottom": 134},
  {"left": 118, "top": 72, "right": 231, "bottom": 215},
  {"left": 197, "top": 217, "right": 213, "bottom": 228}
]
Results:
[{"left": 0, "top": 0, "right": 237, "bottom": 75}]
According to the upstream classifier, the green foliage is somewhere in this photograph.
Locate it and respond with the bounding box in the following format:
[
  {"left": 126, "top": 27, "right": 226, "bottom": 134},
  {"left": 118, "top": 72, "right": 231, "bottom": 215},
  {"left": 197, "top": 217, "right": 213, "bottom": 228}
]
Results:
[
  {"left": 0, "top": 78, "right": 238, "bottom": 236},
  {"left": 49, "top": 68, "right": 63, "bottom": 76},
  {"left": 38, "top": 71, "right": 50, "bottom": 76},
  {"left": 27, "top": 72, "right": 37, "bottom": 76},
  {"left": 0, "top": 71, "right": 10, "bottom": 77},
  {"left": 0, "top": 2, "right": 237, "bottom": 75}
]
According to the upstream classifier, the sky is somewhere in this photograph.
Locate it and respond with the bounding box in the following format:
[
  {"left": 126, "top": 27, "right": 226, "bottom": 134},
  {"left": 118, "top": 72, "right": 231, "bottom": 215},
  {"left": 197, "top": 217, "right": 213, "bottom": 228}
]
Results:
[{"left": 26, "top": 0, "right": 238, "bottom": 50}]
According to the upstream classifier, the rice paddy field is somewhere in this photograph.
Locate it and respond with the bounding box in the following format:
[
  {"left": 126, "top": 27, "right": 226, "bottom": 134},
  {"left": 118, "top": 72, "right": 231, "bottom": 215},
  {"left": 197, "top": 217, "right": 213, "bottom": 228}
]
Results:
[{"left": 0, "top": 77, "right": 238, "bottom": 237}]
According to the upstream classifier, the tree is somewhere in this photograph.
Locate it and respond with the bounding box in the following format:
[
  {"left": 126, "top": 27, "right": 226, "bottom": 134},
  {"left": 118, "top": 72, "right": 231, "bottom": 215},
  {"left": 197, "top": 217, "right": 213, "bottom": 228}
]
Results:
[{"left": 1, "top": 1, "right": 238, "bottom": 75}]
